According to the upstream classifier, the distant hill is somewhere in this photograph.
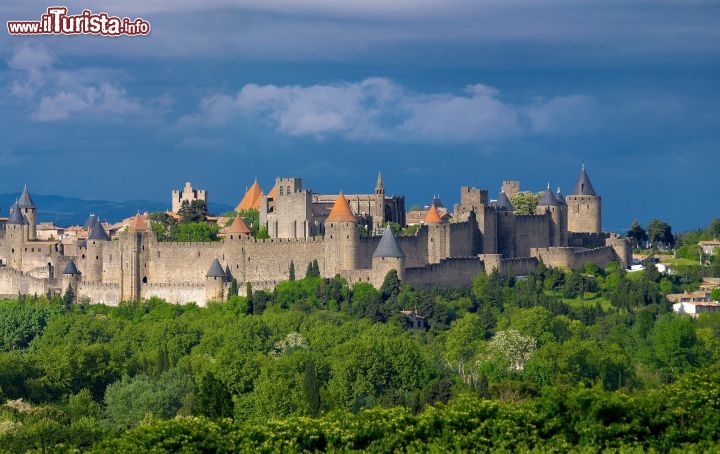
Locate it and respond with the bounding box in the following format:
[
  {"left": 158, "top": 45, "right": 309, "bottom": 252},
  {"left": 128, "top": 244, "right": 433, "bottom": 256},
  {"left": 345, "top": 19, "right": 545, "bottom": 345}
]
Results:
[{"left": 0, "top": 193, "right": 235, "bottom": 227}]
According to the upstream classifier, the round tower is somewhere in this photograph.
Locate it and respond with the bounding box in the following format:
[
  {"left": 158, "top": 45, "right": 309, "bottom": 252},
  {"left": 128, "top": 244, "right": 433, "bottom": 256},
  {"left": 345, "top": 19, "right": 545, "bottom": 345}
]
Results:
[
  {"left": 424, "top": 203, "right": 448, "bottom": 264},
  {"left": 566, "top": 166, "right": 601, "bottom": 234},
  {"left": 323, "top": 193, "right": 358, "bottom": 275},
  {"left": 205, "top": 258, "right": 227, "bottom": 305},
  {"left": 85, "top": 221, "right": 110, "bottom": 282},
  {"left": 17, "top": 185, "right": 37, "bottom": 241},
  {"left": 61, "top": 259, "right": 81, "bottom": 300},
  {"left": 5, "top": 203, "right": 26, "bottom": 269},
  {"left": 372, "top": 227, "right": 406, "bottom": 288},
  {"left": 536, "top": 185, "right": 564, "bottom": 247}
]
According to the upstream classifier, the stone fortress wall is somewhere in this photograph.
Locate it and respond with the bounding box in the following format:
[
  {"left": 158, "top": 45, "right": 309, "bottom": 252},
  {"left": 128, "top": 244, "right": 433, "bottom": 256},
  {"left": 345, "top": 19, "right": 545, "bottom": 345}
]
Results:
[{"left": 0, "top": 167, "right": 628, "bottom": 306}]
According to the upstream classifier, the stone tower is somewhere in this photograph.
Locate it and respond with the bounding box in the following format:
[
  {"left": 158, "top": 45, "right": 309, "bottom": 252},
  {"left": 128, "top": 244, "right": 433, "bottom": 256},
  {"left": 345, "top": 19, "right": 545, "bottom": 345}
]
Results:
[
  {"left": 372, "top": 172, "right": 385, "bottom": 231},
  {"left": 172, "top": 182, "right": 207, "bottom": 213},
  {"left": 566, "top": 166, "right": 601, "bottom": 234},
  {"left": 205, "top": 258, "right": 226, "bottom": 304},
  {"left": 17, "top": 185, "right": 37, "bottom": 241},
  {"left": 424, "top": 204, "right": 448, "bottom": 264},
  {"left": 536, "top": 185, "right": 565, "bottom": 247},
  {"left": 496, "top": 189, "right": 517, "bottom": 257},
  {"left": 120, "top": 215, "right": 148, "bottom": 302},
  {"left": 372, "top": 227, "right": 405, "bottom": 287},
  {"left": 5, "top": 203, "right": 27, "bottom": 269},
  {"left": 85, "top": 221, "right": 110, "bottom": 282},
  {"left": 226, "top": 215, "right": 252, "bottom": 241},
  {"left": 323, "top": 193, "right": 358, "bottom": 275},
  {"left": 61, "top": 259, "right": 81, "bottom": 299},
  {"left": 502, "top": 181, "right": 520, "bottom": 199}
]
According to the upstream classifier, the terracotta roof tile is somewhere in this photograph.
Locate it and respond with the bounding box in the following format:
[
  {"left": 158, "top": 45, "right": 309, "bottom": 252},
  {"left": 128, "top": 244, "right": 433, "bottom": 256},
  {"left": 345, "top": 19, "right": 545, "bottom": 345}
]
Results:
[
  {"left": 129, "top": 215, "right": 147, "bottom": 232},
  {"left": 227, "top": 215, "right": 252, "bottom": 234},
  {"left": 424, "top": 204, "right": 443, "bottom": 224},
  {"left": 326, "top": 192, "right": 356, "bottom": 223},
  {"left": 235, "top": 181, "right": 263, "bottom": 211}
]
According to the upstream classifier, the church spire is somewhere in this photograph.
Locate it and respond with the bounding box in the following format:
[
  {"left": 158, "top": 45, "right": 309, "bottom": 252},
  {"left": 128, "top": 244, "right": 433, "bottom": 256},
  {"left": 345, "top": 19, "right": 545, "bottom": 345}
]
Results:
[{"left": 375, "top": 171, "right": 384, "bottom": 196}]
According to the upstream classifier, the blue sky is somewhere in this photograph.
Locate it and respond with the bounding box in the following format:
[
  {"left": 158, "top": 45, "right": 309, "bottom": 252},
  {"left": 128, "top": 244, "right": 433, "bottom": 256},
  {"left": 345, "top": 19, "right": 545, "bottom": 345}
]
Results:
[{"left": 2, "top": 1, "right": 719, "bottom": 232}]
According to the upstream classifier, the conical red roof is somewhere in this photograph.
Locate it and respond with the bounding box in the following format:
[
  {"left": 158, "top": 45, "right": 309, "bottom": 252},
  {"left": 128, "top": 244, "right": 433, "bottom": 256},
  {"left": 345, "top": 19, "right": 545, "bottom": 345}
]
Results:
[
  {"left": 326, "top": 193, "right": 356, "bottom": 223},
  {"left": 424, "top": 204, "right": 442, "bottom": 224},
  {"left": 228, "top": 215, "right": 252, "bottom": 234}
]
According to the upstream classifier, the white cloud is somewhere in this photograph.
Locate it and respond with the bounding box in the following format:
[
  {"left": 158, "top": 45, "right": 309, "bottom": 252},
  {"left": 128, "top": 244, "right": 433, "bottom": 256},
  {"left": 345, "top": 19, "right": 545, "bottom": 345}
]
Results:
[
  {"left": 6, "top": 44, "right": 144, "bottom": 122},
  {"left": 9, "top": 44, "right": 53, "bottom": 97},
  {"left": 33, "top": 83, "right": 142, "bottom": 121},
  {"left": 398, "top": 84, "right": 520, "bottom": 142},
  {"left": 524, "top": 95, "right": 596, "bottom": 134},
  {"left": 182, "top": 78, "right": 595, "bottom": 144}
]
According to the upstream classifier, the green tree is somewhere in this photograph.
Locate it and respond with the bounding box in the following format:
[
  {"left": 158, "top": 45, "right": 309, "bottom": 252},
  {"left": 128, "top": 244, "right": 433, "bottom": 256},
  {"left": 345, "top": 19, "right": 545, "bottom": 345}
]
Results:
[
  {"left": 196, "top": 372, "right": 233, "bottom": 418},
  {"left": 104, "top": 368, "right": 195, "bottom": 429},
  {"left": 63, "top": 285, "right": 75, "bottom": 307},
  {"left": 380, "top": 222, "right": 402, "bottom": 236},
  {"left": 444, "top": 313, "right": 484, "bottom": 384},
  {"left": 510, "top": 191, "right": 543, "bottom": 215},
  {"left": 227, "top": 278, "right": 239, "bottom": 299},
  {"left": 303, "top": 360, "right": 321, "bottom": 417},
  {"left": 708, "top": 218, "right": 720, "bottom": 238},
  {"left": 627, "top": 220, "right": 648, "bottom": 249},
  {"left": 647, "top": 219, "right": 673, "bottom": 248},
  {"left": 289, "top": 261, "right": 296, "bottom": 281},
  {"left": 149, "top": 212, "right": 178, "bottom": 241},
  {"left": 711, "top": 288, "right": 720, "bottom": 302},
  {"left": 255, "top": 226, "right": 270, "bottom": 239},
  {"left": 178, "top": 200, "right": 209, "bottom": 223},
  {"left": 652, "top": 314, "right": 698, "bottom": 377},
  {"left": 379, "top": 270, "right": 401, "bottom": 302},
  {"left": 312, "top": 259, "right": 320, "bottom": 277},
  {"left": 238, "top": 209, "right": 259, "bottom": 230},
  {"left": 175, "top": 222, "right": 219, "bottom": 242}
]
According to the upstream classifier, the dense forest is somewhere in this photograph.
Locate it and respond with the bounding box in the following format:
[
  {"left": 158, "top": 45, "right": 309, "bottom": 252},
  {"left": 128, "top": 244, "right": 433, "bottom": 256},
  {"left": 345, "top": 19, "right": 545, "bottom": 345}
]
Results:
[{"left": 1, "top": 258, "right": 719, "bottom": 452}]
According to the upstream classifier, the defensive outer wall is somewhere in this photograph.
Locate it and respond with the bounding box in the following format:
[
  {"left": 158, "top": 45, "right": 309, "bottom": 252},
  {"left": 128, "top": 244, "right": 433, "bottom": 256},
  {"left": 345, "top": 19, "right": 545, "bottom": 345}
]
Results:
[{"left": 0, "top": 168, "right": 631, "bottom": 306}]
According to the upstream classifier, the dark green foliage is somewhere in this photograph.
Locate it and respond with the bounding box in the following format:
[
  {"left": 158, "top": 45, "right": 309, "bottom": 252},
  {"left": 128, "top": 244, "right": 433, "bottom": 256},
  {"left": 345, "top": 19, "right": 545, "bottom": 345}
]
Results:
[
  {"left": 379, "top": 269, "right": 401, "bottom": 301},
  {"left": 92, "top": 365, "right": 720, "bottom": 452},
  {"left": 627, "top": 219, "right": 648, "bottom": 248},
  {"left": 305, "top": 259, "right": 320, "bottom": 278},
  {"left": 196, "top": 372, "right": 233, "bottom": 418},
  {"left": 303, "top": 360, "right": 321, "bottom": 417},
  {"left": 2, "top": 262, "right": 720, "bottom": 452},
  {"left": 289, "top": 260, "right": 295, "bottom": 281},
  {"left": 177, "top": 199, "right": 209, "bottom": 223},
  {"left": 62, "top": 285, "right": 75, "bottom": 308},
  {"left": 226, "top": 278, "right": 238, "bottom": 299},
  {"left": 149, "top": 212, "right": 178, "bottom": 241},
  {"left": 647, "top": 218, "right": 673, "bottom": 247},
  {"left": 104, "top": 367, "right": 195, "bottom": 429}
]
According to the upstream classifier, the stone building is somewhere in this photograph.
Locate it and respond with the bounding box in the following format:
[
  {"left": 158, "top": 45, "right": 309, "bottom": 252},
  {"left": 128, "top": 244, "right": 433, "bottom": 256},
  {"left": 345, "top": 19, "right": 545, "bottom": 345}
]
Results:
[
  {"left": 0, "top": 167, "right": 630, "bottom": 306},
  {"left": 258, "top": 173, "right": 405, "bottom": 238},
  {"left": 172, "top": 182, "right": 207, "bottom": 213}
]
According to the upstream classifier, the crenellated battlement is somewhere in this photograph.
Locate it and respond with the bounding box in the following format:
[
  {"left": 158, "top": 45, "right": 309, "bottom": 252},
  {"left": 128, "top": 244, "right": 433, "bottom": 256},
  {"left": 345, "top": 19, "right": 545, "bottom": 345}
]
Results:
[{"left": 0, "top": 167, "right": 626, "bottom": 306}]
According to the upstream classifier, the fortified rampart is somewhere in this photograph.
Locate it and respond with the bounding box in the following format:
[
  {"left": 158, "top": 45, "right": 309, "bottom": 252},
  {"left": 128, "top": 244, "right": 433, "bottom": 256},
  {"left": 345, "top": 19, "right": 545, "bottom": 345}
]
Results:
[
  {"left": 404, "top": 257, "right": 485, "bottom": 289},
  {"left": 530, "top": 246, "right": 616, "bottom": 270},
  {"left": 0, "top": 268, "right": 55, "bottom": 298},
  {"left": 0, "top": 167, "right": 629, "bottom": 306}
]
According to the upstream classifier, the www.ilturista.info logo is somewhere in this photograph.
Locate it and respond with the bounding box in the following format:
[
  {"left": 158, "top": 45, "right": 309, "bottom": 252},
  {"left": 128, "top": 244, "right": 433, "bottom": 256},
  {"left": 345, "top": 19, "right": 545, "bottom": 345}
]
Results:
[{"left": 8, "top": 7, "right": 150, "bottom": 36}]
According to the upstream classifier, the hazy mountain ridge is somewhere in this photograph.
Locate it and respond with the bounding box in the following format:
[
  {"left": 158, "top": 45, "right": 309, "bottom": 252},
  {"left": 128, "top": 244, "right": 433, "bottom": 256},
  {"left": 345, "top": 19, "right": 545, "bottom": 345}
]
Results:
[{"left": 0, "top": 193, "right": 234, "bottom": 227}]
